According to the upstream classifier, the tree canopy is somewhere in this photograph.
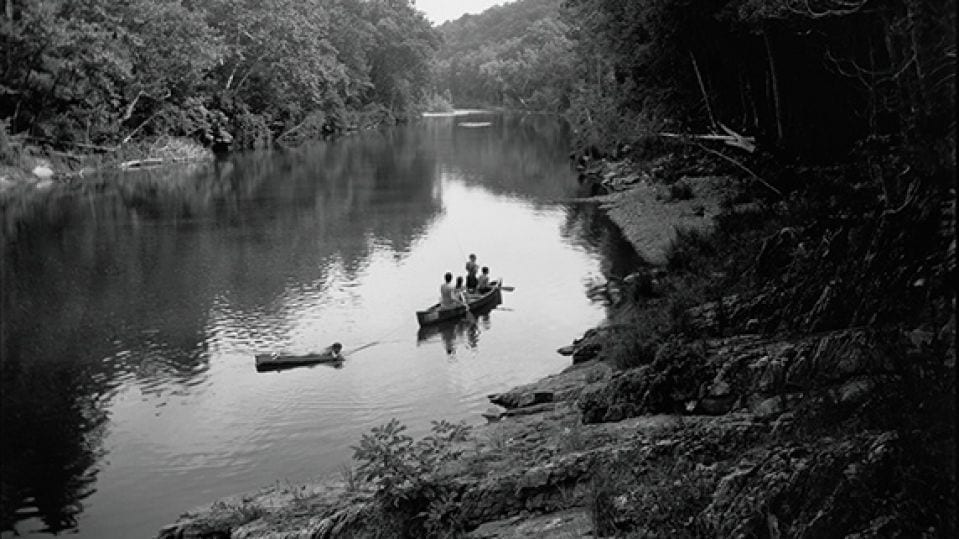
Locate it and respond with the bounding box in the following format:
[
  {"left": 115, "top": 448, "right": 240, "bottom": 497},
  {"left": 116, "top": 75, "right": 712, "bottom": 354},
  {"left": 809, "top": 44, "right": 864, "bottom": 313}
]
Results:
[
  {"left": 431, "top": 0, "right": 577, "bottom": 111},
  {"left": 1, "top": 0, "right": 439, "bottom": 150}
]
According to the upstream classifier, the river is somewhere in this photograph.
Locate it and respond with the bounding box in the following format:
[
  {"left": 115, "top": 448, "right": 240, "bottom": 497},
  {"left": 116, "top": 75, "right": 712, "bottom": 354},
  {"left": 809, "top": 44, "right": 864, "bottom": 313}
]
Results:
[{"left": 0, "top": 112, "right": 641, "bottom": 538}]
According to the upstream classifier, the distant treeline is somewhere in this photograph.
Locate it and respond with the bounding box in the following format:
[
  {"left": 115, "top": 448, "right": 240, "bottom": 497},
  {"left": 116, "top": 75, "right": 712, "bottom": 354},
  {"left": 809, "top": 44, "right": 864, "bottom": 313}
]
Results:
[
  {"left": 433, "top": 0, "right": 955, "bottom": 163},
  {"left": 432, "top": 0, "right": 576, "bottom": 112},
  {"left": 1, "top": 0, "right": 438, "bottom": 151}
]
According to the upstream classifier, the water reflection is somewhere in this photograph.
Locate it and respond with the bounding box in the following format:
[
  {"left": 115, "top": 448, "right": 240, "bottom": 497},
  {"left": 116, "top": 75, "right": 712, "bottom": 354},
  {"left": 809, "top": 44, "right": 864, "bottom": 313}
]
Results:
[
  {"left": 0, "top": 112, "right": 642, "bottom": 537},
  {"left": 0, "top": 356, "right": 106, "bottom": 534},
  {"left": 423, "top": 113, "right": 576, "bottom": 204},
  {"left": 560, "top": 200, "right": 649, "bottom": 281},
  {"left": 415, "top": 301, "right": 500, "bottom": 355},
  {"left": 1, "top": 128, "right": 442, "bottom": 534}
]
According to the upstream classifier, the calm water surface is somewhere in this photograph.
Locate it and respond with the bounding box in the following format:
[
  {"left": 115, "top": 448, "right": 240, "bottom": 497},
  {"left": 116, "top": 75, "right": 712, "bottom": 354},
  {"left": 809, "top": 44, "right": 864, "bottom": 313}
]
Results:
[{"left": 0, "top": 113, "right": 640, "bottom": 538}]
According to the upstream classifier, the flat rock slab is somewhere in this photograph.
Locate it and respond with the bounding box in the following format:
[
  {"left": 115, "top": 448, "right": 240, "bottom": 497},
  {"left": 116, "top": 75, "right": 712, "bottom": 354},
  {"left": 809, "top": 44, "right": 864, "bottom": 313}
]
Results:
[
  {"left": 467, "top": 509, "right": 593, "bottom": 538},
  {"left": 489, "top": 361, "right": 611, "bottom": 409},
  {"left": 502, "top": 403, "right": 556, "bottom": 417},
  {"left": 594, "top": 176, "right": 730, "bottom": 265}
]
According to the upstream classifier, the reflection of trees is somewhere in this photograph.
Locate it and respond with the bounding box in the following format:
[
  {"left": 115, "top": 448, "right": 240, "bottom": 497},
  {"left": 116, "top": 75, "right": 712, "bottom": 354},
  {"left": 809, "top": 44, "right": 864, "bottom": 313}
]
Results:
[
  {"left": 416, "top": 304, "right": 497, "bottom": 355},
  {"left": 559, "top": 201, "right": 647, "bottom": 286},
  {"left": 0, "top": 351, "right": 107, "bottom": 533},
  {"left": 0, "top": 130, "right": 442, "bottom": 533},
  {"left": 423, "top": 113, "right": 578, "bottom": 204}
]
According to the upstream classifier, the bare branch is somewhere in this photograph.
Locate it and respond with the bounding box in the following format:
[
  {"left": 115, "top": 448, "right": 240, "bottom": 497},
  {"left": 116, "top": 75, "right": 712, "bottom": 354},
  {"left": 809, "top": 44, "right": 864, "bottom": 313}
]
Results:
[
  {"left": 788, "top": 0, "right": 869, "bottom": 19},
  {"left": 695, "top": 142, "right": 783, "bottom": 198},
  {"left": 689, "top": 51, "right": 717, "bottom": 130}
]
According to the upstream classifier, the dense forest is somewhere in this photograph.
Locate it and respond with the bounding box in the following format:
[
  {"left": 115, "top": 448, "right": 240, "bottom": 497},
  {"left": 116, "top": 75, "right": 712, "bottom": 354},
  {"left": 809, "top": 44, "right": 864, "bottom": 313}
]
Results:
[
  {"left": 431, "top": 0, "right": 575, "bottom": 111},
  {"left": 0, "top": 0, "right": 437, "bottom": 153},
  {"left": 433, "top": 0, "right": 955, "bottom": 163}
]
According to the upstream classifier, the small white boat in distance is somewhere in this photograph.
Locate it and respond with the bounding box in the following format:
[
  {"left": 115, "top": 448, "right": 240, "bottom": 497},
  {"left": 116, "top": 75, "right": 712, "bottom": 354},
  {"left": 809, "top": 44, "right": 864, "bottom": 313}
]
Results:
[{"left": 458, "top": 121, "right": 493, "bottom": 128}]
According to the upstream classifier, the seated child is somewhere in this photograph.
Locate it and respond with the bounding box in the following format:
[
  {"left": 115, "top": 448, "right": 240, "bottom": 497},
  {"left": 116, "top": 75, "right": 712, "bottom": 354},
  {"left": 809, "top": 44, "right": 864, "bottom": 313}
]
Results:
[{"left": 476, "top": 266, "right": 491, "bottom": 292}]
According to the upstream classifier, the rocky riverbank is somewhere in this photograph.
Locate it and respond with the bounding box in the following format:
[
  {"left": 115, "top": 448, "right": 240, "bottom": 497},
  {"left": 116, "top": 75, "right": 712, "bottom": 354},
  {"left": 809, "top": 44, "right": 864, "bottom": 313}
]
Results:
[{"left": 157, "top": 155, "right": 955, "bottom": 538}]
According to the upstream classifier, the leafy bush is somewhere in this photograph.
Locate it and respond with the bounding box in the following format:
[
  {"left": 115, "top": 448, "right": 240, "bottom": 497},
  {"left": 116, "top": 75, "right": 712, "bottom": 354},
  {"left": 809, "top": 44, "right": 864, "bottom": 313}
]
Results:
[{"left": 352, "top": 418, "right": 472, "bottom": 537}]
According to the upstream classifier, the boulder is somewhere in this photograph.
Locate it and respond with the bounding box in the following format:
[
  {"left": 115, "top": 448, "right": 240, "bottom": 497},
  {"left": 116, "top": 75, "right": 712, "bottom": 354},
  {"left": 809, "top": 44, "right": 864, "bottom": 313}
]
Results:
[
  {"left": 502, "top": 403, "right": 555, "bottom": 418},
  {"left": 571, "top": 343, "right": 601, "bottom": 364},
  {"left": 482, "top": 407, "right": 503, "bottom": 423},
  {"left": 490, "top": 390, "right": 554, "bottom": 409},
  {"left": 695, "top": 394, "right": 739, "bottom": 415},
  {"left": 750, "top": 396, "right": 785, "bottom": 417}
]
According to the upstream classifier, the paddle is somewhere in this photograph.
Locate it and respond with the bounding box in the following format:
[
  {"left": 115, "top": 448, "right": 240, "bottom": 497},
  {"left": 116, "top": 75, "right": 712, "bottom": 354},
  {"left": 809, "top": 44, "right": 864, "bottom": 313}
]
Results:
[
  {"left": 500, "top": 286, "right": 515, "bottom": 292},
  {"left": 343, "top": 341, "right": 380, "bottom": 357}
]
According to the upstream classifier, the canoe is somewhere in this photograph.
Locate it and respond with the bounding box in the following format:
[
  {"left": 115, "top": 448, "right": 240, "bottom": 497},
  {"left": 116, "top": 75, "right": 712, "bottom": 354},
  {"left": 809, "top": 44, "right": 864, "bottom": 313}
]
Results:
[
  {"left": 416, "top": 300, "right": 497, "bottom": 343},
  {"left": 416, "top": 280, "right": 503, "bottom": 327},
  {"left": 255, "top": 351, "right": 342, "bottom": 372}
]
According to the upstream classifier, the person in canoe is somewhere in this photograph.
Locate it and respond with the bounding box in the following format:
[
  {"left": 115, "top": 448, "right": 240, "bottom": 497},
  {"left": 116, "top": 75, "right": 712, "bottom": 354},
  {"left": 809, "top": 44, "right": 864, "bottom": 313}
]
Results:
[
  {"left": 454, "top": 276, "right": 469, "bottom": 304},
  {"left": 476, "top": 266, "right": 492, "bottom": 292},
  {"left": 465, "top": 253, "right": 479, "bottom": 291},
  {"left": 255, "top": 342, "right": 343, "bottom": 371},
  {"left": 440, "top": 272, "right": 465, "bottom": 308}
]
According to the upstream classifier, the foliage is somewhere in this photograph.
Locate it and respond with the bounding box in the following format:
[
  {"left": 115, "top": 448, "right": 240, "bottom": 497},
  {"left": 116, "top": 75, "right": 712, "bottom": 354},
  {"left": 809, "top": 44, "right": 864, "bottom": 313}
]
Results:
[
  {"left": 562, "top": 0, "right": 956, "bottom": 166},
  {"left": 423, "top": 90, "right": 455, "bottom": 113},
  {"left": 0, "top": 0, "right": 440, "bottom": 151},
  {"left": 0, "top": 119, "right": 23, "bottom": 167},
  {"left": 352, "top": 418, "right": 472, "bottom": 537},
  {"left": 432, "top": 0, "right": 577, "bottom": 111}
]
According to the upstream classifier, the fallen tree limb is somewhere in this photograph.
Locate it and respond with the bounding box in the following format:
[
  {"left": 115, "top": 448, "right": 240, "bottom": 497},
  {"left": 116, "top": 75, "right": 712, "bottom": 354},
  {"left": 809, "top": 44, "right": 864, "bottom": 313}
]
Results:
[
  {"left": 658, "top": 124, "right": 756, "bottom": 153},
  {"left": 119, "top": 158, "right": 164, "bottom": 170},
  {"left": 694, "top": 142, "right": 783, "bottom": 198},
  {"left": 49, "top": 150, "right": 85, "bottom": 161},
  {"left": 690, "top": 51, "right": 718, "bottom": 130},
  {"left": 277, "top": 116, "right": 313, "bottom": 141}
]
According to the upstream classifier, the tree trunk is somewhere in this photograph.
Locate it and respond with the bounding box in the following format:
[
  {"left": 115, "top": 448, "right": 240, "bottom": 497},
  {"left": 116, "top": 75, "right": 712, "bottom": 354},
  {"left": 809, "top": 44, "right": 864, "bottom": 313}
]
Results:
[
  {"left": 763, "top": 31, "right": 784, "bottom": 144},
  {"left": 689, "top": 51, "right": 717, "bottom": 129}
]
